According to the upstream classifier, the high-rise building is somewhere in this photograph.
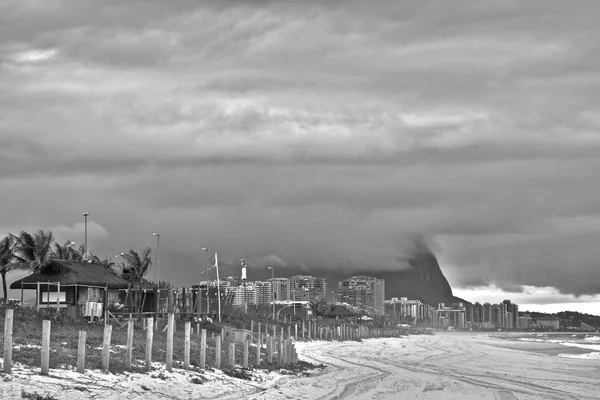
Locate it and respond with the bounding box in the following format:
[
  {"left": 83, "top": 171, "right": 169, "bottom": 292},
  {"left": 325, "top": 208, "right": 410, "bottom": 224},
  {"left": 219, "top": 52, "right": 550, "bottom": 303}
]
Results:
[
  {"left": 269, "top": 278, "right": 291, "bottom": 301},
  {"left": 473, "top": 302, "right": 483, "bottom": 323},
  {"left": 230, "top": 285, "right": 257, "bottom": 307},
  {"left": 253, "top": 281, "right": 273, "bottom": 306},
  {"left": 289, "top": 275, "right": 327, "bottom": 303},
  {"left": 337, "top": 276, "right": 385, "bottom": 315},
  {"left": 483, "top": 303, "right": 492, "bottom": 323}
]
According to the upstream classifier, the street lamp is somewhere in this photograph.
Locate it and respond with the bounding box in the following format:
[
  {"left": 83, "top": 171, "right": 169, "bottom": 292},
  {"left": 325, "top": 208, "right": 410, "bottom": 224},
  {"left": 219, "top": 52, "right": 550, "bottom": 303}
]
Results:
[
  {"left": 268, "top": 266, "right": 275, "bottom": 320},
  {"left": 202, "top": 247, "right": 209, "bottom": 313},
  {"left": 152, "top": 233, "right": 160, "bottom": 283},
  {"left": 331, "top": 290, "right": 335, "bottom": 304},
  {"left": 215, "top": 252, "right": 221, "bottom": 322},
  {"left": 82, "top": 212, "right": 89, "bottom": 260}
]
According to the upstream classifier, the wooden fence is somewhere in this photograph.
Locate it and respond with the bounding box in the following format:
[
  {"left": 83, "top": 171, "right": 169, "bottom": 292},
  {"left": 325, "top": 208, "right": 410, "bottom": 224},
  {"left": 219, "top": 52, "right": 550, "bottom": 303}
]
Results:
[{"left": 1, "top": 308, "right": 403, "bottom": 375}]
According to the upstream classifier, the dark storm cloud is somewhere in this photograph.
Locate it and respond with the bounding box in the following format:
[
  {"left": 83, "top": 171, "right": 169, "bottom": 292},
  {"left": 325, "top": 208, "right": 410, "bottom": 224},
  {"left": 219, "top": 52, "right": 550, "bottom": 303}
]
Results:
[{"left": 2, "top": 0, "right": 600, "bottom": 306}]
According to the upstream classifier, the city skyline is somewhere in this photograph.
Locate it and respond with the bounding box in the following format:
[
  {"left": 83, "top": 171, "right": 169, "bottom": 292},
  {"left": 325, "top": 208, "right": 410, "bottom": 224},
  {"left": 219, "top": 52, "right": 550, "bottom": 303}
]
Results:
[{"left": 2, "top": 1, "right": 600, "bottom": 315}]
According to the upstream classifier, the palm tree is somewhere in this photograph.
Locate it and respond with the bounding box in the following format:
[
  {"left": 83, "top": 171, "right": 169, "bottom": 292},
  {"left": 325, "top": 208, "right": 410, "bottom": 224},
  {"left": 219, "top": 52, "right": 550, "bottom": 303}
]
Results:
[
  {"left": 88, "top": 253, "right": 120, "bottom": 275},
  {"left": 121, "top": 247, "right": 153, "bottom": 312},
  {"left": 54, "top": 240, "right": 84, "bottom": 261},
  {"left": 11, "top": 230, "right": 56, "bottom": 274},
  {"left": 0, "top": 235, "right": 23, "bottom": 303}
]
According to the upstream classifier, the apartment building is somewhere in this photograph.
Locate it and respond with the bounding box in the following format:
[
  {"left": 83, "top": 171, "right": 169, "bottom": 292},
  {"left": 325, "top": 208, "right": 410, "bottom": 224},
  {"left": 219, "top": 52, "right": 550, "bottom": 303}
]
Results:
[{"left": 338, "top": 275, "right": 385, "bottom": 316}]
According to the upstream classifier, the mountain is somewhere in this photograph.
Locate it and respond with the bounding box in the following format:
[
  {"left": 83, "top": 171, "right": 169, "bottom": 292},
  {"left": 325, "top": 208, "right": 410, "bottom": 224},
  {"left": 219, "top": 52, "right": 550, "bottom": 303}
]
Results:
[
  {"left": 233, "top": 239, "right": 465, "bottom": 307},
  {"left": 377, "top": 245, "right": 464, "bottom": 306}
]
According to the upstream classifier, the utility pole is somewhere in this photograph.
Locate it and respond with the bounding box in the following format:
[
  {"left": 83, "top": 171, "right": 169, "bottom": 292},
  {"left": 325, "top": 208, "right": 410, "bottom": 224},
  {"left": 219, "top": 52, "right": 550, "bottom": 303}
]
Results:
[
  {"left": 215, "top": 252, "right": 221, "bottom": 322},
  {"left": 82, "top": 212, "right": 89, "bottom": 260},
  {"left": 202, "top": 247, "right": 209, "bottom": 314},
  {"left": 152, "top": 233, "right": 160, "bottom": 283},
  {"left": 268, "top": 266, "right": 275, "bottom": 320}
]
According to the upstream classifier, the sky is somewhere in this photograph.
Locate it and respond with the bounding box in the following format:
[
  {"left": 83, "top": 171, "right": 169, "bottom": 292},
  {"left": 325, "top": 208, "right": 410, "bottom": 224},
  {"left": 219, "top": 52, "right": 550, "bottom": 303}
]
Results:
[{"left": 1, "top": 0, "right": 600, "bottom": 314}]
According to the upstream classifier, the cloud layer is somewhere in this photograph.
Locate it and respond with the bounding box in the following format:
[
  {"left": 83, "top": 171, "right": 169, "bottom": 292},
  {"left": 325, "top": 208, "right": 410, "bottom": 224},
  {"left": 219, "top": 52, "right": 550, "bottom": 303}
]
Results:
[{"left": 2, "top": 1, "right": 600, "bottom": 307}]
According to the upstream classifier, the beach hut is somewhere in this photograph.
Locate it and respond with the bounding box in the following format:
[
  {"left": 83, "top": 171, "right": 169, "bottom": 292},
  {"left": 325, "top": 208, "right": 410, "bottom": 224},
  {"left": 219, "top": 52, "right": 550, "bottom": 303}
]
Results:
[
  {"left": 10, "top": 260, "right": 132, "bottom": 320},
  {"left": 324, "top": 305, "right": 356, "bottom": 321}
]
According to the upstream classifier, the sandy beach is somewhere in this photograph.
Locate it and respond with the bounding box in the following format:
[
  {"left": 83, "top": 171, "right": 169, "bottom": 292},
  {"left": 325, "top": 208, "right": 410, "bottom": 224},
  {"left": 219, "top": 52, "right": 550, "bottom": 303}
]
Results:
[{"left": 1, "top": 333, "right": 599, "bottom": 399}]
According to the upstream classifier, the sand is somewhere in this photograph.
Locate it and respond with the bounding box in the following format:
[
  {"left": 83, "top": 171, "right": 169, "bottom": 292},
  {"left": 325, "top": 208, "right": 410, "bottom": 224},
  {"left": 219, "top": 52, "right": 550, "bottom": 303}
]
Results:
[{"left": 1, "top": 333, "right": 599, "bottom": 399}]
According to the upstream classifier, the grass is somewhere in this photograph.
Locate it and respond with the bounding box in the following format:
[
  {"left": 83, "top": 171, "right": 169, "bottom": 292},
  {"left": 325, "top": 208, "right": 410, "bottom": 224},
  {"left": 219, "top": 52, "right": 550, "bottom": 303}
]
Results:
[
  {"left": 0, "top": 305, "right": 322, "bottom": 376},
  {"left": 21, "top": 389, "right": 58, "bottom": 400}
]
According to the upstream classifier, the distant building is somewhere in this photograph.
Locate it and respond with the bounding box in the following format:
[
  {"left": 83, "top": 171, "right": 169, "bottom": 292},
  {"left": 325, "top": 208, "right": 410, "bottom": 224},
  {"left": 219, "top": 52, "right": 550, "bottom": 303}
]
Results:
[
  {"left": 290, "top": 275, "right": 327, "bottom": 303},
  {"left": 230, "top": 285, "right": 256, "bottom": 307},
  {"left": 253, "top": 281, "right": 273, "bottom": 306},
  {"left": 269, "top": 278, "right": 291, "bottom": 301},
  {"left": 338, "top": 276, "right": 385, "bottom": 315},
  {"left": 581, "top": 322, "right": 596, "bottom": 332},
  {"left": 536, "top": 316, "right": 560, "bottom": 330}
]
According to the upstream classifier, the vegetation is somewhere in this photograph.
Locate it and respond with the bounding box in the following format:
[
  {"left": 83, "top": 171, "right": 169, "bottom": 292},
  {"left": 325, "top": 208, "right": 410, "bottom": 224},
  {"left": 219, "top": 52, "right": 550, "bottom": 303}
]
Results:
[
  {"left": 0, "top": 235, "right": 22, "bottom": 303},
  {"left": 0, "top": 305, "right": 318, "bottom": 377},
  {"left": 1, "top": 228, "right": 152, "bottom": 300}
]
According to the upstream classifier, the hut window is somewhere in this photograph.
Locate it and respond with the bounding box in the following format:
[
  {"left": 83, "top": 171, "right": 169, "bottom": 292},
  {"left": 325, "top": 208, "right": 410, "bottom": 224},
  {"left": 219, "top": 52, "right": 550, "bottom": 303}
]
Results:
[{"left": 42, "top": 291, "right": 66, "bottom": 304}]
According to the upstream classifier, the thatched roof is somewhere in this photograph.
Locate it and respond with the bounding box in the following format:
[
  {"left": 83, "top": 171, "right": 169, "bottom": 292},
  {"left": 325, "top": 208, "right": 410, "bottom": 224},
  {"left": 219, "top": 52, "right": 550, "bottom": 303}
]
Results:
[
  {"left": 10, "top": 260, "right": 133, "bottom": 290},
  {"left": 325, "top": 305, "right": 356, "bottom": 317}
]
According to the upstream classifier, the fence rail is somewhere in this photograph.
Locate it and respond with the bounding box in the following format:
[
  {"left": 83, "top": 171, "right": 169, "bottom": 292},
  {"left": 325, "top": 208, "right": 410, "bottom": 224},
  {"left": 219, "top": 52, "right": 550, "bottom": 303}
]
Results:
[{"left": 1, "top": 310, "right": 404, "bottom": 376}]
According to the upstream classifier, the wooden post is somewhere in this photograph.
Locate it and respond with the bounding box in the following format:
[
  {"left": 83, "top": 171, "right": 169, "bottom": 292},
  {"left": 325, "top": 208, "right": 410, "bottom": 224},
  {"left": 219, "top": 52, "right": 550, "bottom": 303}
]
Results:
[
  {"left": 258, "top": 322, "right": 261, "bottom": 344},
  {"left": 287, "top": 325, "right": 291, "bottom": 339},
  {"left": 77, "top": 330, "right": 86, "bottom": 373},
  {"left": 145, "top": 317, "right": 153, "bottom": 371},
  {"left": 308, "top": 320, "right": 311, "bottom": 340},
  {"left": 229, "top": 342, "right": 235, "bottom": 367},
  {"left": 125, "top": 321, "right": 134, "bottom": 370},
  {"left": 103, "top": 283, "right": 108, "bottom": 325},
  {"left": 295, "top": 324, "right": 298, "bottom": 340},
  {"left": 255, "top": 332, "right": 261, "bottom": 367},
  {"left": 166, "top": 313, "right": 174, "bottom": 371},
  {"left": 168, "top": 289, "right": 174, "bottom": 312},
  {"left": 184, "top": 321, "right": 191, "bottom": 370},
  {"left": 200, "top": 329, "right": 207, "bottom": 369},
  {"left": 243, "top": 338, "right": 249, "bottom": 368},
  {"left": 102, "top": 324, "right": 112, "bottom": 371},
  {"left": 3, "top": 309, "right": 14, "bottom": 373},
  {"left": 267, "top": 335, "right": 273, "bottom": 363},
  {"left": 41, "top": 320, "right": 51, "bottom": 375},
  {"left": 57, "top": 282, "right": 61, "bottom": 310},
  {"left": 36, "top": 282, "right": 40, "bottom": 311},
  {"left": 278, "top": 334, "right": 284, "bottom": 365},
  {"left": 250, "top": 320, "right": 254, "bottom": 333},
  {"left": 215, "top": 335, "right": 221, "bottom": 368},
  {"left": 302, "top": 320, "right": 305, "bottom": 339}
]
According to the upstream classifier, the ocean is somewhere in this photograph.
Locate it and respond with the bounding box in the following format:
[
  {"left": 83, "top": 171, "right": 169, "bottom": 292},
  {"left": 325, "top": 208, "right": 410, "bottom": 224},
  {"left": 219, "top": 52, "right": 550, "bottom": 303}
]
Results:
[{"left": 493, "top": 331, "right": 600, "bottom": 359}]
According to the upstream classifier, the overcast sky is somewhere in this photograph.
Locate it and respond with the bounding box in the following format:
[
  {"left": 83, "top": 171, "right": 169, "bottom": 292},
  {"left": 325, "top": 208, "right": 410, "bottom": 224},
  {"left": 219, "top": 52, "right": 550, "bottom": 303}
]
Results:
[{"left": 2, "top": 0, "right": 600, "bottom": 313}]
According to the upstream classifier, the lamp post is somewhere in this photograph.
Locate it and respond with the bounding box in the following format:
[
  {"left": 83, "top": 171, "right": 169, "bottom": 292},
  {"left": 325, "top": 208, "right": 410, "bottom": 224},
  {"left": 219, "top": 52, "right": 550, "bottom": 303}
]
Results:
[
  {"left": 215, "top": 252, "right": 221, "bottom": 322},
  {"left": 268, "top": 266, "right": 275, "bottom": 320},
  {"left": 152, "top": 233, "right": 160, "bottom": 283},
  {"left": 82, "top": 212, "right": 89, "bottom": 260},
  {"left": 331, "top": 290, "right": 335, "bottom": 304},
  {"left": 202, "top": 247, "right": 209, "bottom": 314},
  {"left": 241, "top": 259, "right": 247, "bottom": 314}
]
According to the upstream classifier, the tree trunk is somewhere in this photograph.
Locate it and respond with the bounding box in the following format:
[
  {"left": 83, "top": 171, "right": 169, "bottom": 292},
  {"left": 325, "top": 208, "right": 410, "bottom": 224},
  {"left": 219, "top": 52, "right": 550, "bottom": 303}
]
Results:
[{"left": 1, "top": 271, "right": 7, "bottom": 304}]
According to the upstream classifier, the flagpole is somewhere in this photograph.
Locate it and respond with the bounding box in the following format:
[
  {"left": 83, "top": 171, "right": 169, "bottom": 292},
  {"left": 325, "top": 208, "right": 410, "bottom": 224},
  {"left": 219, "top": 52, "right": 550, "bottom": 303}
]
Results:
[{"left": 215, "top": 252, "right": 221, "bottom": 322}]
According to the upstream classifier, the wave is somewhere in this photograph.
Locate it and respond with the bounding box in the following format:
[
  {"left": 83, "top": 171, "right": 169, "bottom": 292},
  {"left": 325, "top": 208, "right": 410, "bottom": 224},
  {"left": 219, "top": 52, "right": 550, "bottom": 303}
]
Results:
[
  {"left": 558, "top": 352, "right": 600, "bottom": 360},
  {"left": 517, "top": 338, "right": 544, "bottom": 342},
  {"left": 559, "top": 342, "right": 600, "bottom": 351},
  {"left": 583, "top": 336, "right": 600, "bottom": 343}
]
